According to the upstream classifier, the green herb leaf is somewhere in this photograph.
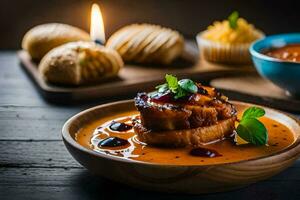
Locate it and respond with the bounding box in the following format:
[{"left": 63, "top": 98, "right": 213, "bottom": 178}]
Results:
[
  {"left": 242, "top": 107, "right": 266, "bottom": 120},
  {"left": 228, "top": 11, "right": 239, "bottom": 29},
  {"left": 174, "top": 87, "right": 188, "bottom": 99},
  {"left": 236, "top": 106, "right": 268, "bottom": 146},
  {"left": 178, "top": 79, "right": 198, "bottom": 94},
  {"left": 237, "top": 118, "right": 268, "bottom": 146},
  {"left": 155, "top": 74, "right": 198, "bottom": 99},
  {"left": 148, "top": 91, "right": 158, "bottom": 98},
  {"left": 165, "top": 74, "right": 178, "bottom": 93},
  {"left": 155, "top": 83, "right": 168, "bottom": 93}
]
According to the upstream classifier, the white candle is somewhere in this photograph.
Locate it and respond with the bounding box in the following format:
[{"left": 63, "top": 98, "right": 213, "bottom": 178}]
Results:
[{"left": 90, "top": 3, "right": 106, "bottom": 44}]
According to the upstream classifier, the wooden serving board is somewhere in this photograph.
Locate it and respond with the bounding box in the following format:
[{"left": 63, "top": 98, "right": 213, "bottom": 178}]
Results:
[
  {"left": 18, "top": 41, "right": 254, "bottom": 103},
  {"left": 18, "top": 40, "right": 300, "bottom": 112}
]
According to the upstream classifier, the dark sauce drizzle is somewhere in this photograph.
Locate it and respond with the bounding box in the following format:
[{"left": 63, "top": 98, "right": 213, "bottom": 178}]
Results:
[
  {"left": 190, "top": 147, "right": 222, "bottom": 158},
  {"left": 99, "top": 102, "right": 227, "bottom": 159},
  {"left": 109, "top": 121, "right": 133, "bottom": 132},
  {"left": 98, "top": 137, "right": 129, "bottom": 147}
]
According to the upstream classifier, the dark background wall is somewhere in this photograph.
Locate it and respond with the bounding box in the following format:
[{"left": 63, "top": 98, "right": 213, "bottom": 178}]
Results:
[{"left": 1, "top": 0, "right": 300, "bottom": 49}]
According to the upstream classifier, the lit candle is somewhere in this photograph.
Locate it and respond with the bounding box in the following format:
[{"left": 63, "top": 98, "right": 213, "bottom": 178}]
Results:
[{"left": 90, "top": 3, "right": 106, "bottom": 45}]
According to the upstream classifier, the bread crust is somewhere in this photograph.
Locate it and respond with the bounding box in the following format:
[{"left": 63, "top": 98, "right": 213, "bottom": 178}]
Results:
[
  {"left": 39, "top": 41, "right": 123, "bottom": 85},
  {"left": 22, "top": 23, "right": 91, "bottom": 60},
  {"left": 106, "top": 24, "right": 184, "bottom": 64}
]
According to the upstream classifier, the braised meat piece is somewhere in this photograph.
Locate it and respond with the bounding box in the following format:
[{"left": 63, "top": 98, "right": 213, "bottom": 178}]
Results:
[
  {"left": 134, "top": 81, "right": 237, "bottom": 147},
  {"left": 135, "top": 93, "right": 191, "bottom": 131},
  {"left": 134, "top": 117, "right": 236, "bottom": 147},
  {"left": 134, "top": 85, "right": 236, "bottom": 132}
]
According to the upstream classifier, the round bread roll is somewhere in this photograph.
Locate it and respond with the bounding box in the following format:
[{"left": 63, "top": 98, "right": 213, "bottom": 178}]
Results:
[
  {"left": 22, "top": 23, "right": 91, "bottom": 60},
  {"left": 39, "top": 41, "right": 123, "bottom": 85},
  {"left": 106, "top": 24, "right": 184, "bottom": 65}
]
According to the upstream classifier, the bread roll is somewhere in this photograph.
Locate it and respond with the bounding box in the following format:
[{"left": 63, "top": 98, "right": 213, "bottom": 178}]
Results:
[
  {"left": 39, "top": 41, "right": 123, "bottom": 85},
  {"left": 22, "top": 23, "right": 91, "bottom": 60},
  {"left": 106, "top": 24, "right": 184, "bottom": 65}
]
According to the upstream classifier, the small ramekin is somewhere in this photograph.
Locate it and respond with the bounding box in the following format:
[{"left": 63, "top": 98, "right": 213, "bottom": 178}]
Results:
[{"left": 196, "top": 30, "right": 264, "bottom": 64}]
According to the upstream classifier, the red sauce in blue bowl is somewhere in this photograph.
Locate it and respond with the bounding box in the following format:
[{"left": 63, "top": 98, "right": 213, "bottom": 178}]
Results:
[{"left": 264, "top": 44, "right": 300, "bottom": 63}]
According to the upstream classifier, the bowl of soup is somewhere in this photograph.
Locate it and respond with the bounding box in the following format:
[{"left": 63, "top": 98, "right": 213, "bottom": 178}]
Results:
[
  {"left": 250, "top": 33, "right": 300, "bottom": 97},
  {"left": 62, "top": 100, "right": 300, "bottom": 194}
]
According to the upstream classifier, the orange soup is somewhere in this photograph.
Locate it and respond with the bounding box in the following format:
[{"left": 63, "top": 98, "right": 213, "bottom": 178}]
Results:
[
  {"left": 264, "top": 44, "right": 300, "bottom": 63},
  {"left": 75, "top": 110, "right": 295, "bottom": 165}
]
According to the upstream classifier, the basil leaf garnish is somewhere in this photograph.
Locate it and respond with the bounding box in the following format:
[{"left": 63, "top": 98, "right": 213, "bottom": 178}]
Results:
[
  {"left": 165, "top": 74, "right": 178, "bottom": 93},
  {"left": 155, "top": 74, "right": 197, "bottom": 99},
  {"left": 178, "top": 79, "right": 198, "bottom": 94},
  {"left": 174, "top": 87, "right": 188, "bottom": 99},
  {"left": 155, "top": 83, "right": 168, "bottom": 93},
  {"left": 236, "top": 107, "right": 268, "bottom": 145},
  {"left": 242, "top": 106, "right": 265, "bottom": 119}
]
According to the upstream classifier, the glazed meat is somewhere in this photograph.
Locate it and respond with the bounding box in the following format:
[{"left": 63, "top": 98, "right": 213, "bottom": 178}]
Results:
[
  {"left": 134, "top": 84, "right": 237, "bottom": 147},
  {"left": 135, "top": 93, "right": 191, "bottom": 131},
  {"left": 135, "top": 86, "right": 236, "bottom": 132},
  {"left": 134, "top": 117, "right": 236, "bottom": 147}
]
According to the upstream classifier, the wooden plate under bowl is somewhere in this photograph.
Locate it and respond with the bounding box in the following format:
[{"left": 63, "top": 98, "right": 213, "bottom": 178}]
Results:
[{"left": 62, "top": 100, "right": 300, "bottom": 194}]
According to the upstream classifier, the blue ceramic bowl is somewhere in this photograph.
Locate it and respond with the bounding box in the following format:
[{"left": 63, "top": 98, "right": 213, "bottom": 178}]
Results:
[{"left": 250, "top": 33, "right": 300, "bottom": 96}]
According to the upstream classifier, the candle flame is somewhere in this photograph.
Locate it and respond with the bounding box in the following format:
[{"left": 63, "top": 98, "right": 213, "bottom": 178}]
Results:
[{"left": 90, "top": 3, "right": 105, "bottom": 43}]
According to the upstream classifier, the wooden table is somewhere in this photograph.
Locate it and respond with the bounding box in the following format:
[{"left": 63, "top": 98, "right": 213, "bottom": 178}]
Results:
[{"left": 1, "top": 51, "right": 300, "bottom": 200}]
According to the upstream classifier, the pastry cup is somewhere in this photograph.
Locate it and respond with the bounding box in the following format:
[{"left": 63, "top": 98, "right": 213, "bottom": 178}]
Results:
[{"left": 196, "top": 30, "right": 264, "bottom": 64}]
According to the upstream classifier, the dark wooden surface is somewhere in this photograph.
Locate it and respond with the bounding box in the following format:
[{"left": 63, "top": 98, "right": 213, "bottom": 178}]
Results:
[{"left": 1, "top": 52, "right": 300, "bottom": 200}]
